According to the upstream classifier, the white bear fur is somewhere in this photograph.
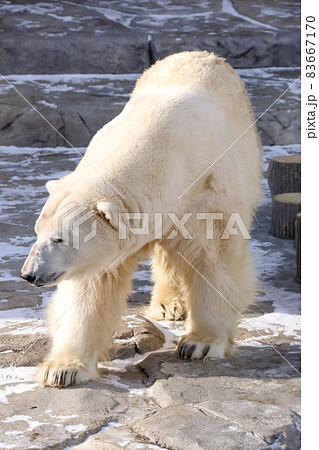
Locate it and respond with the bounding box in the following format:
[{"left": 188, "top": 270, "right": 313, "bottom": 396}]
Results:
[{"left": 24, "top": 51, "right": 262, "bottom": 387}]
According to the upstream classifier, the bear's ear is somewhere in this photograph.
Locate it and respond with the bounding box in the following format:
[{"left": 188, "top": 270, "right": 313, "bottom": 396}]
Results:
[
  {"left": 96, "top": 201, "right": 119, "bottom": 229},
  {"left": 46, "top": 179, "right": 59, "bottom": 194}
]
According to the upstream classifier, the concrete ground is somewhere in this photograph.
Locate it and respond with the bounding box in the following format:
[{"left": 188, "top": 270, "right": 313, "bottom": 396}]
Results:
[{"left": 0, "top": 0, "right": 300, "bottom": 449}]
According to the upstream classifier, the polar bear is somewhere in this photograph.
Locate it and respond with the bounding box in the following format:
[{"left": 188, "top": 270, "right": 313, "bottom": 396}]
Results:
[{"left": 21, "top": 51, "right": 262, "bottom": 387}]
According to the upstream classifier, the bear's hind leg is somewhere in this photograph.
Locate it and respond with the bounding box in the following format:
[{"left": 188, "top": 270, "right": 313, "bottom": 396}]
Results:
[
  {"left": 145, "top": 244, "right": 186, "bottom": 321},
  {"left": 176, "top": 241, "right": 256, "bottom": 360}
]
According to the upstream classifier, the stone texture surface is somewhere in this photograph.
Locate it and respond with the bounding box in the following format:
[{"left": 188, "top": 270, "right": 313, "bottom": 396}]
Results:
[
  {"left": 0, "top": 74, "right": 139, "bottom": 147},
  {"left": 0, "top": 0, "right": 300, "bottom": 75},
  {"left": 0, "top": 1, "right": 150, "bottom": 75},
  {"left": 0, "top": 68, "right": 300, "bottom": 148},
  {"left": 0, "top": 0, "right": 300, "bottom": 148},
  {"left": 74, "top": 425, "right": 164, "bottom": 449},
  {"left": 132, "top": 401, "right": 300, "bottom": 450},
  {"left": 0, "top": 368, "right": 157, "bottom": 449},
  {"left": 111, "top": 315, "right": 165, "bottom": 359}
]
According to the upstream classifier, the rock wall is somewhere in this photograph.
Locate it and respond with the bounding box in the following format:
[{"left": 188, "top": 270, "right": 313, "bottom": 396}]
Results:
[{"left": 0, "top": 0, "right": 301, "bottom": 147}]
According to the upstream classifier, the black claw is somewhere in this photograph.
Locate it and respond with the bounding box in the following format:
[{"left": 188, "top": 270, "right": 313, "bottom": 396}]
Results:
[
  {"left": 61, "top": 371, "right": 67, "bottom": 386},
  {"left": 180, "top": 345, "right": 187, "bottom": 359},
  {"left": 181, "top": 344, "right": 189, "bottom": 359},
  {"left": 187, "top": 345, "right": 196, "bottom": 359},
  {"left": 178, "top": 338, "right": 187, "bottom": 358},
  {"left": 52, "top": 371, "right": 58, "bottom": 385},
  {"left": 44, "top": 369, "right": 49, "bottom": 383},
  {"left": 71, "top": 370, "right": 78, "bottom": 385},
  {"left": 202, "top": 346, "right": 210, "bottom": 358},
  {"left": 57, "top": 370, "right": 63, "bottom": 386}
]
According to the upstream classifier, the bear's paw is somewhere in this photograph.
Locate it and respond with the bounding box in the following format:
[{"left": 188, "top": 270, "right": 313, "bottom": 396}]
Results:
[
  {"left": 177, "top": 334, "right": 235, "bottom": 361},
  {"left": 146, "top": 296, "right": 186, "bottom": 321},
  {"left": 37, "top": 360, "right": 99, "bottom": 388}
]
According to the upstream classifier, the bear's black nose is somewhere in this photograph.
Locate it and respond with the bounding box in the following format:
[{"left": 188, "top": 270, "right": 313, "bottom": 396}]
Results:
[{"left": 21, "top": 272, "right": 36, "bottom": 284}]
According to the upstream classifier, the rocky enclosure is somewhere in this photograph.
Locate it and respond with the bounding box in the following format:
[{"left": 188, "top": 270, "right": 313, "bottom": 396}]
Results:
[{"left": 0, "top": 1, "right": 300, "bottom": 449}]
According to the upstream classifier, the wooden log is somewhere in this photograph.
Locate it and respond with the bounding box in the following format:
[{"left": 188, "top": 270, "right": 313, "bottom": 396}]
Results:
[
  {"left": 270, "top": 193, "right": 301, "bottom": 239},
  {"left": 267, "top": 154, "right": 301, "bottom": 196},
  {"left": 296, "top": 212, "right": 301, "bottom": 282}
]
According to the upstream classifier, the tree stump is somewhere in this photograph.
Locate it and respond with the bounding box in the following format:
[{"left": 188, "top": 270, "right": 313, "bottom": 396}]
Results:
[
  {"left": 267, "top": 155, "right": 301, "bottom": 196},
  {"left": 270, "top": 193, "right": 301, "bottom": 239},
  {"left": 296, "top": 212, "right": 301, "bottom": 282}
]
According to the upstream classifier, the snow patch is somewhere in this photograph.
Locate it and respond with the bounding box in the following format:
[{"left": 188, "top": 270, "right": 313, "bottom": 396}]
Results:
[
  {"left": 65, "top": 424, "right": 87, "bottom": 434},
  {"left": 222, "top": 0, "right": 277, "bottom": 30},
  {"left": 3, "top": 414, "right": 45, "bottom": 431},
  {"left": 0, "top": 383, "right": 37, "bottom": 404}
]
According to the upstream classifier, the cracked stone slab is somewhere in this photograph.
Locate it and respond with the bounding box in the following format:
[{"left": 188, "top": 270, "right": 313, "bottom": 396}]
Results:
[
  {"left": 131, "top": 400, "right": 301, "bottom": 449},
  {"left": 152, "top": 375, "right": 301, "bottom": 417},
  {"left": 72, "top": 424, "right": 166, "bottom": 449},
  {"left": 0, "top": 366, "right": 157, "bottom": 449},
  {"left": 139, "top": 349, "right": 300, "bottom": 412},
  {"left": 111, "top": 314, "right": 165, "bottom": 359},
  {"left": 0, "top": 68, "right": 300, "bottom": 148},
  {"left": 196, "top": 400, "right": 301, "bottom": 449},
  {"left": 132, "top": 404, "right": 267, "bottom": 449}
]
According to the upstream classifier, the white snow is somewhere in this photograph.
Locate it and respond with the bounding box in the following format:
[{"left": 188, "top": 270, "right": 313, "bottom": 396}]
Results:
[
  {"left": 132, "top": 285, "right": 153, "bottom": 293},
  {"left": 3, "top": 414, "right": 45, "bottom": 431},
  {"left": 65, "top": 424, "right": 87, "bottom": 434},
  {"left": 0, "top": 366, "right": 38, "bottom": 386},
  {"left": 63, "top": 421, "right": 122, "bottom": 450},
  {"left": 0, "top": 383, "right": 37, "bottom": 404},
  {"left": 0, "top": 3, "right": 63, "bottom": 15},
  {"left": 133, "top": 268, "right": 151, "bottom": 282},
  {"left": 0, "top": 290, "right": 52, "bottom": 338},
  {"left": 2, "top": 73, "right": 140, "bottom": 83},
  {"left": 222, "top": 0, "right": 277, "bottom": 30}
]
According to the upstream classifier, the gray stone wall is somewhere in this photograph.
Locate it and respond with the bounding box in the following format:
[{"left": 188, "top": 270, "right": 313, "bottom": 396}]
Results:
[{"left": 0, "top": 0, "right": 300, "bottom": 148}]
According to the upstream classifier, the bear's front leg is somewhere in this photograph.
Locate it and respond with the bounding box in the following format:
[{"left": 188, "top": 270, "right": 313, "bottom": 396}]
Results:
[{"left": 38, "top": 269, "right": 130, "bottom": 387}]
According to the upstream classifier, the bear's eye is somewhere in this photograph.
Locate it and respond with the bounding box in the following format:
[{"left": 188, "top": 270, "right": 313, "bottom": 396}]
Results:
[{"left": 51, "top": 238, "right": 63, "bottom": 244}]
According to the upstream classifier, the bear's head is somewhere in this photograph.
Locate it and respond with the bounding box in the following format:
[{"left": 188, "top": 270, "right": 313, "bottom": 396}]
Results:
[{"left": 21, "top": 175, "right": 125, "bottom": 287}]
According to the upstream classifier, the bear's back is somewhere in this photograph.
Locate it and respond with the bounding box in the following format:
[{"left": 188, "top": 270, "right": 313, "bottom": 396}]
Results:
[{"left": 131, "top": 51, "right": 243, "bottom": 98}]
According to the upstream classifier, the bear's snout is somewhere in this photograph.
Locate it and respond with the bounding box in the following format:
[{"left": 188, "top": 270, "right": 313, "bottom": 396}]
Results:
[
  {"left": 20, "top": 269, "right": 63, "bottom": 287},
  {"left": 20, "top": 271, "right": 36, "bottom": 285}
]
